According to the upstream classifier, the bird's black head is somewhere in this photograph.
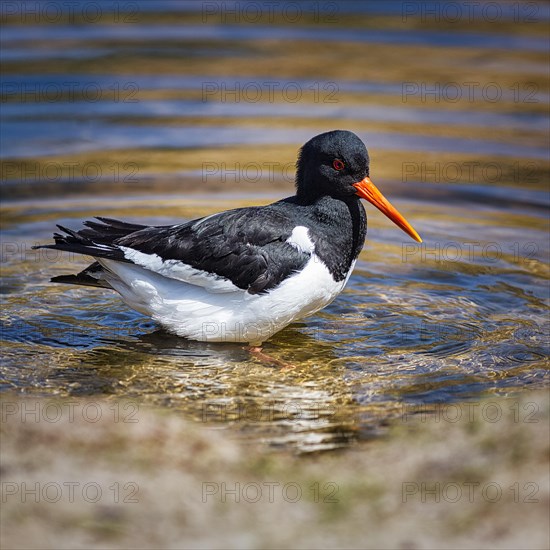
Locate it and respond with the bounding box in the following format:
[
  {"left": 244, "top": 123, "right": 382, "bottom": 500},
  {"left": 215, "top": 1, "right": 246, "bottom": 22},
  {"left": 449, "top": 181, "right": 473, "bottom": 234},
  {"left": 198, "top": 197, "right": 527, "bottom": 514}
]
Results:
[
  {"left": 295, "top": 130, "right": 369, "bottom": 203},
  {"left": 295, "top": 130, "right": 423, "bottom": 243}
]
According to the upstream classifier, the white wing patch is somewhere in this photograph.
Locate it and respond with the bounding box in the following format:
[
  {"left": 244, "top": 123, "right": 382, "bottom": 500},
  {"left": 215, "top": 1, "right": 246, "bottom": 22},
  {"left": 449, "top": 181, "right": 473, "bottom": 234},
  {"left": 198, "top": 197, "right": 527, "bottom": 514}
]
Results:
[
  {"left": 119, "top": 246, "right": 240, "bottom": 294},
  {"left": 286, "top": 226, "right": 314, "bottom": 254}
]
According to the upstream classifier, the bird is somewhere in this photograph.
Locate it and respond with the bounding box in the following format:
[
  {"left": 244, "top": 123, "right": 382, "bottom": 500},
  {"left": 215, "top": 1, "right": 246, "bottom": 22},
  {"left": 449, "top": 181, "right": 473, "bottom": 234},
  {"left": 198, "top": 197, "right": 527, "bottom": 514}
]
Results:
[{"left": 35, "top": 130, "right": 422, "bottom": 345}]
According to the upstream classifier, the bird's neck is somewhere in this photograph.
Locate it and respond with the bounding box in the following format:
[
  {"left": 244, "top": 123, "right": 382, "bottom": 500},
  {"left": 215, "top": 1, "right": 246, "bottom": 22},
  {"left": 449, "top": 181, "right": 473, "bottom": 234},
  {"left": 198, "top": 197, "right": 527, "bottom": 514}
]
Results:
[{"left": 304, "top": 195, "right": 367, "bottom": 281}]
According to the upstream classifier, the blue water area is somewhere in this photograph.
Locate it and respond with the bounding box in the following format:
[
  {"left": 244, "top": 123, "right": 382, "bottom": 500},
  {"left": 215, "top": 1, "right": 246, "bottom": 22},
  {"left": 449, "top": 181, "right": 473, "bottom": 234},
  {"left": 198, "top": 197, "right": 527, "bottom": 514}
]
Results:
[
  {"left": 1, "top": 24, "right": 548, "bottom": 52},
  {"left": 2, "top": 119, "right": 548, "bottom": 160},
  {"left": 6, "top": 0, "right": 550, "bottom": 19},
  {"left": 3, "top": 95, "right": 548, "bottom": 133},
  {"left": 5, "top": 74, "right": 549, "bottom": 103}
]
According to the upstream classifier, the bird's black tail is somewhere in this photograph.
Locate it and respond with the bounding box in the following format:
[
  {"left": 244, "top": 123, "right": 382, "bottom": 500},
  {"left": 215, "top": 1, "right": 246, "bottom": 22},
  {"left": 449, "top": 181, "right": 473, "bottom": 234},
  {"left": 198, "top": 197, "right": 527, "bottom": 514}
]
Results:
[
  {"left": 32, "top": 217, "right": 148, "bottom": 261},
  {"left": 50, "top": 262, "right": 112, "bottom": 289},
  {"left": 33, "top": 217, "right": 149, "bottom": 289}
]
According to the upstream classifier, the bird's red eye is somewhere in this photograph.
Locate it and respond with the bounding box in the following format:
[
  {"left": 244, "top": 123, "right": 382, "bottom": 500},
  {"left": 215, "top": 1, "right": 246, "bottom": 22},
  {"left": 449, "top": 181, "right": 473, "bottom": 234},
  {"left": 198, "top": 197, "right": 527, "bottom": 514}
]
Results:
[{"left": 333, "top": 159, "right": 345, "bottom": 171}]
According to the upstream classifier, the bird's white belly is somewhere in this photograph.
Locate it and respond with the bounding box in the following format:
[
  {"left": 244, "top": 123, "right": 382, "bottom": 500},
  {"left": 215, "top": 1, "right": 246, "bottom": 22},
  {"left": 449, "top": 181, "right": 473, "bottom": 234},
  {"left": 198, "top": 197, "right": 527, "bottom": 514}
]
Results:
[{"left": 99, "top": 256, "right": 354, "bottom": 344}]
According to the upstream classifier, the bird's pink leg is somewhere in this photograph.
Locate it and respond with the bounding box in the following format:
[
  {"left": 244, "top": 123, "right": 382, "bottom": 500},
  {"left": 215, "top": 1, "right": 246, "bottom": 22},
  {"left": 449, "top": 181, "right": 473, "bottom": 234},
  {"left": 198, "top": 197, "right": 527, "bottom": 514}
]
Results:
[{"left": 245, "top": 345, "right": 295, "bottom": 370}]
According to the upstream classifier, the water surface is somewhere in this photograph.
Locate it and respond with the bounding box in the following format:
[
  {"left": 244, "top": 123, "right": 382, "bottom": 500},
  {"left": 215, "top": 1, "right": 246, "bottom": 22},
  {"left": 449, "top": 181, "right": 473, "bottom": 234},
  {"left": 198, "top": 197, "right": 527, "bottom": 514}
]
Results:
[
  {"left": 2, "top": 185, "right": 548, "bottom": 452},
  {"left": 1, "top": 1, "right": 548, "bottom": 453}
]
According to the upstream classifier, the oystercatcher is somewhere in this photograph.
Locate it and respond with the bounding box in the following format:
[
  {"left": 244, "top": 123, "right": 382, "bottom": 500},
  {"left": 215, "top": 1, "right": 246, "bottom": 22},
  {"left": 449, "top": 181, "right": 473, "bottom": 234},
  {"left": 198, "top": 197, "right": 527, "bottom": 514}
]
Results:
[{"left": 35, "top": 131, "right": 421, "bottom": 344}]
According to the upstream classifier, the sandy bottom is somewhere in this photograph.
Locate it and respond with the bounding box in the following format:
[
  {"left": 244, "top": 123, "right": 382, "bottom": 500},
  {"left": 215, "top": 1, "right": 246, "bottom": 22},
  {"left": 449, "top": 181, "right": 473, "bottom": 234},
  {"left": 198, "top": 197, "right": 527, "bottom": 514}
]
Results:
[{"left": 1, "top": 391, "right": 548, "bottom": 549}]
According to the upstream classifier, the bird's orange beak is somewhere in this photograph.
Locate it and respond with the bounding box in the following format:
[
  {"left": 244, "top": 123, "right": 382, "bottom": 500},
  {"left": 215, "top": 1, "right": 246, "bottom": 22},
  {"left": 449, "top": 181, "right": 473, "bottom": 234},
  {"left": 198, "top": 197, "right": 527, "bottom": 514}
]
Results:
[{"left": 353, "top": 176, "right": 422, "bottom": 243}]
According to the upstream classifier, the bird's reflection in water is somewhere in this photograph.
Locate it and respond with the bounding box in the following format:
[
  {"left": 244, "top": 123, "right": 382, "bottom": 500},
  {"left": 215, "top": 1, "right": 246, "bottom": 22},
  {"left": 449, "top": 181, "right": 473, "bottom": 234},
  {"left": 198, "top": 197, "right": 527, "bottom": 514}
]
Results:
[{"left": 45, "top": 324, "right": 360, "bottom": 452}]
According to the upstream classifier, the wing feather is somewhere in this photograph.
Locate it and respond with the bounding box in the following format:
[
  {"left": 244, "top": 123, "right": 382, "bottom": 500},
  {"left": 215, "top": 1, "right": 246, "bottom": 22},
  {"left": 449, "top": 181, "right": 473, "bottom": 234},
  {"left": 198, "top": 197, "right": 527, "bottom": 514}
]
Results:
[{"left": 35, "top": 206, "right": 311, "bottom": 295}]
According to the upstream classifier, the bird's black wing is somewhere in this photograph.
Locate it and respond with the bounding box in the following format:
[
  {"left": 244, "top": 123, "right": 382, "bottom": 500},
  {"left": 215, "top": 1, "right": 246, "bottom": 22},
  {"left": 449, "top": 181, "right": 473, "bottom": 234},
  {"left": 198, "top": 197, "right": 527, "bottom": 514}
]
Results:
[{"left": 35, "top": 207, "right": 311, "bottom": 295}]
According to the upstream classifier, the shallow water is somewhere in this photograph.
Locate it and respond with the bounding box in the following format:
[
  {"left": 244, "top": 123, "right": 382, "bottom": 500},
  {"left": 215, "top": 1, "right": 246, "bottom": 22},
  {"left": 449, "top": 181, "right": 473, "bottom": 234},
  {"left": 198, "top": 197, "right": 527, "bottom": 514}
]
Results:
[
  {"left": 1, "top": 1, "right": 549, "bottom": 453},
  {"left": 1, "top": 185, "right": 548, "bottom": 452},
  {"left": 2, "top": 23, "right": 548, "bottom": 52},
  {"left": 6, "top": 74, "right": 549, "bottom": 102},
  {"left": 4, "top": 97, "right": 548, "bottom": 131},
  {"left": 3, "top": 121, "right": 547, "bottom": 160}
]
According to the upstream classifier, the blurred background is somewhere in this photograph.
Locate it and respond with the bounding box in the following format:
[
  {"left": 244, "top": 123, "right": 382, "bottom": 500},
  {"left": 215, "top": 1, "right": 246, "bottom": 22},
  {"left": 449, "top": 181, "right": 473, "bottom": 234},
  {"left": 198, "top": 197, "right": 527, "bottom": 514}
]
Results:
[
  {"left": 1, "top": 0, "right": 548, "bottom": 447},
  {"left": 1, "top": 1, "right": 549, "bottom": 548}
]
